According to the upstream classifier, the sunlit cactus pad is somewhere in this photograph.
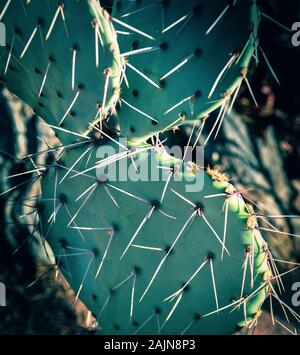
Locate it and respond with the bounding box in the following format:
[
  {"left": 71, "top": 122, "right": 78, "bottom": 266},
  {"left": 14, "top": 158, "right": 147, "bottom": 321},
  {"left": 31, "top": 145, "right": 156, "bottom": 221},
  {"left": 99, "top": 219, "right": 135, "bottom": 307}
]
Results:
[
  {"left": 112, "top": 0, "right": 258, "bottom": 140},
  {"left": 40, "top": 138, "right": 271, "bottom": 334},
  {"left": 0, "top": 0, "right": 121, "bottom": 144}
]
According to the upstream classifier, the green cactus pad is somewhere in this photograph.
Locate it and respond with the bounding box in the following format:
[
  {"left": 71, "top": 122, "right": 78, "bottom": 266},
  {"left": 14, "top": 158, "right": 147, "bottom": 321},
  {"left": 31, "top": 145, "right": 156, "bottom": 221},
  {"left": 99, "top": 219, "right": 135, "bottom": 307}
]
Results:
[
  {"left": 40, "top": 137, "right": 271, "bottom": 334},
  {"left": 112, "top": 0, "right": 258, "bottom": 141},
  {"left": 0, "top": 0, "right": 121, "bottom": 144}
]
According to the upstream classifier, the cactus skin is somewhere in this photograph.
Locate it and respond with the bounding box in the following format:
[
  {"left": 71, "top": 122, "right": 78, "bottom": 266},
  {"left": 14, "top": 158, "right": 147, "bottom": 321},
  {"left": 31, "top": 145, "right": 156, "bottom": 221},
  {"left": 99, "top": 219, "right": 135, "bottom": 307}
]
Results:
[
  {"left": 40, "top": 138, "right": 271, "bottom": 335},
  {"left": 0, "top": 0, "right": 121, "bottom": 144},
  {"left": 112, "top": 0, "right": 258, "bottom": 141}
]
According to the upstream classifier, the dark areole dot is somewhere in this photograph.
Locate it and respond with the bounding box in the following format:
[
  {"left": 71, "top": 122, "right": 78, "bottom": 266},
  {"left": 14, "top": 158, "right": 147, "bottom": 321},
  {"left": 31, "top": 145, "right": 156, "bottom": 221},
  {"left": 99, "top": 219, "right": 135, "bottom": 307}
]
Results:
[
  {"left": 38, "top": 102, "right": 44, "bottom": 108},
  {"left": 207, "top": 252, "right": 215, "bottom": 260},
  {"left": 132, "top": 41, "right": 139, "bottom": 50},
  {"left": 182, "top": 283, "right": 190, "bottom": 292},
  {"left": 14, "top": 27, "right": 22, "bottom": 36},
  {"left": 194, "top": 313, "right": 201, "bottom": 321},
  {"left": 164, "top": 245, "right": 173, "bottom": 255},
  {"left": 155, "top": 307, "right": 161, "bottom": 314},
  {"left": 162, "top": 0, "right": 170, "bottom": 8},
  {"left": 48, "top": 55, "right": 55, "bottom": 62},
  {"left": 195, "top": 201, "right": 204, "bottom": 211},
  {"left": 133, "top": 266, "right": 141, "bottom": 275},
  {"left": 91, "top": 294, "right": 98, "bottom": 302},
  {"left": 129, "top": 126, "right": 136, "bottom": 133},
  {"left": 151, "top": 200, "right": 160, "bottom": 208},
  {"left": 59, "top": 238, "right": 68, "bottom": 248},
  {"left": 194, "top": 90, "right": 202, "bottom": 99},
  {"left": 194, "top": 48, "right": 202, "bottom": 57},
  {"left": 69, "top": 111, "right": 76, "bottom": 117},
  {"left": 132, "top": 321, "right": 139, "bottom": 327},
  {"left": 193, "top": 4, "right": 202, "bottom": 15},
  {"left": 56, "top": 91, "right": 63, "bottom": 98},
  {"left": 114, "top": 324, "right": 120, "bottom": 330},
  {"left": 59, "top": 193, "right": 68, "bottom": 203},
  {"left": 132, "top": 89, "right": 139, "bottom": 97},
  {"left": 151, "top": 120, "right": 158, "bottom": 126},
  {"left": 160, "top": 42, "right": 169, "bottom": 51},
  {"left": 35, "top": 67, "right": 42, "bottom": 74},
  {"left": 159, "top": 80, "right": 166, "bottom": 89},
  {"left": 112, "top": 223, "right": 120, "bottom": 233},
  {"left": 93, "top": 248, "right": 100, "bottom": 257},
  {"left": 37, "top": 17, "right": 45, "bottom": 26},
  {"left": 72, "top": 44, "right": 80, "bottom": 51}
]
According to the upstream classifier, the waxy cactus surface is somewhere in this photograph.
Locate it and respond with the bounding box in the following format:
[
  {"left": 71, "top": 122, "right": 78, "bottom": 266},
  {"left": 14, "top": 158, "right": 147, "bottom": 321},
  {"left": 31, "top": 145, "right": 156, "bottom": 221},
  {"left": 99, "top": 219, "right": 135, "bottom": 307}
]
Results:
[
  {"left": 112, "top": 0, "right": 258, "bottom": 141},
  {"left": 0, "top": 0, "right": 121, "bottom": 144},
  {"left": 40, "top": 138, "right": 271, "bottom": 334}
]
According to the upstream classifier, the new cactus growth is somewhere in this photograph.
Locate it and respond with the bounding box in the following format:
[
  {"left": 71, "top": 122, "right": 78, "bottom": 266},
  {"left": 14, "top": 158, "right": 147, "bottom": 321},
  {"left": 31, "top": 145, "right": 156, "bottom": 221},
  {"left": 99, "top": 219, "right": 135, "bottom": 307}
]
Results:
[{"left": 0, "top": 0, "right": 121, "bottom": 144}]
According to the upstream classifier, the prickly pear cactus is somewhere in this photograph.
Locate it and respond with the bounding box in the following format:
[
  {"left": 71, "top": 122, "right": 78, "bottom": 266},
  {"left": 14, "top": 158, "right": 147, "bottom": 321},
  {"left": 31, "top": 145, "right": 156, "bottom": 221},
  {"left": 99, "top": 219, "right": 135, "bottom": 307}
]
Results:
[
  {"left": 0, "top": 0, "right": 282, "bottom": 335},
  {"left": 0, "top": 0, "right": 121, "bottom": 144},
  {"left": 112, "top": 0, "right": 259, "bottom": 141},
  {"left": 40, "top": 137, "right": 271, "bottom": 334}
]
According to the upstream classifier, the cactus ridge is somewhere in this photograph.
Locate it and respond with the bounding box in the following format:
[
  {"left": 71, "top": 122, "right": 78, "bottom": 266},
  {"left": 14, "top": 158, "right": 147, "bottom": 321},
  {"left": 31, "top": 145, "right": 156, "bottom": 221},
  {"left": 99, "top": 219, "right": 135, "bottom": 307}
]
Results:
[
  {"left": 0, "top": 0, "right": 121, "bottom": 144},
  {"left": 40, "top": 137, "right": 271, "bottom": 334},
  {"left": 112, "top": 0, "right": 258, "bottom": 141}
]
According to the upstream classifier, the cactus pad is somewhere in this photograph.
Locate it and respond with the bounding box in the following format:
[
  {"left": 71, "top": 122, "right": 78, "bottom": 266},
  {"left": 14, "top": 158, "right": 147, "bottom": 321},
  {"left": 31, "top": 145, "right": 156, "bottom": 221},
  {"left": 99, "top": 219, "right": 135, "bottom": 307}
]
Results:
[
  {"left": 112, "top": 0, "right": 258, "bottom": 141},
  {"left": 40, "top": 137, "right": 271, "bottom": 334},
  {"left": 0, "top": 0, "right": 121, "bottom": 144}
]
